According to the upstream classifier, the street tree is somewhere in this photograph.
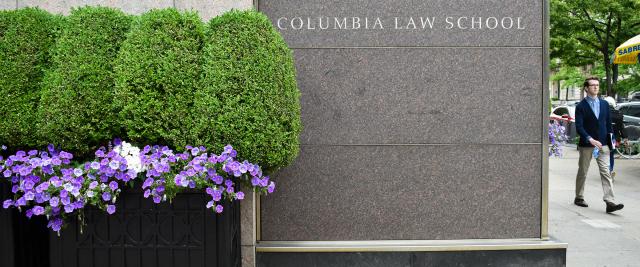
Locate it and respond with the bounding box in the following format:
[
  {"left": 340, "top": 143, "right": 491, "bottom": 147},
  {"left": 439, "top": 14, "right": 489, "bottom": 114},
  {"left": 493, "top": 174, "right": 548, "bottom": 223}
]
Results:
[{"left": 551, "top": 0, "right": 640, "bottom": 96}]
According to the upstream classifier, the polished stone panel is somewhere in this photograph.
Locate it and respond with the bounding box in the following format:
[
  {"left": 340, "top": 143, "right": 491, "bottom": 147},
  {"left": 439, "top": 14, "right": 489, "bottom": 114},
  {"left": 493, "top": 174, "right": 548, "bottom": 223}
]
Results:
[
  {"left": 0, "top": 1, "right": 15, "bottom": 10},
  {"left": 294, "top": 48, "right": 543, "bottom": 145},
  {"left": 241, "top": 191, "right": 256, "bottom": 246},
  {"left": 16, "top": 0, "right": 250, "bottom": 21},
  {"left": 242, "top": 246, "right": 255, "bottom": 267},
  {"left": 258, "top": 0, "right": 542, "bottom": 47},
  {"left": 257, "top": 249, "right": 566, "bottom": 267},
  {"left": 175, "top": 0, "right": 252, "bottom": 21},
  {"left": 261, "top": 145, "right": 541, "bottom": 241},
  {"left": 17, "top": 0, "right": 173, "bottom": 15}
]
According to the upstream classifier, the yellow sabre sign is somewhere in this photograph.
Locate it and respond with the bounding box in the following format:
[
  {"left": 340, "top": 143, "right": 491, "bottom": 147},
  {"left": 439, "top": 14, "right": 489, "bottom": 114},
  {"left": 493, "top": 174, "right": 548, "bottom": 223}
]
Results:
[{"left": 614, "top": 34, "right": 640, "bottom": 64}]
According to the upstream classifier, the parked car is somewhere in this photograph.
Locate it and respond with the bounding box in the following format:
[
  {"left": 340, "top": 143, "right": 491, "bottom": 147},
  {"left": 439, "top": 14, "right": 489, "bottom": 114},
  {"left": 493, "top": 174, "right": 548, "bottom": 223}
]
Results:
[
  {"left": 550, "top": 105, "right": 575, "bottom": 123},
  {"left": 616, "top": 102, "right": 640, "bottom": 126},
  {"left": 550, "top": 105, "right": 577, "bottom": 141},
  {"left": 629, "top": 92, "right": 640, "bottom": 102}
]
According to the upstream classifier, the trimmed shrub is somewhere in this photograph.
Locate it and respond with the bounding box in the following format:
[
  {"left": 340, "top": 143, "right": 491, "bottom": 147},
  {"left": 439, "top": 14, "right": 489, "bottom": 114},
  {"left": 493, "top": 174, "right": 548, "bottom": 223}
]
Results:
[
  {"left": 0, "top": 8, "right": 60, "bottom": 149},
  {"left": 193, "top": 10, "right": 302, "bottom": 172},
  {"left": 114, "top": 9, "right": 204, "bottom": 149},
  {"left": 38, "top": 6, "right": 131, "bottom": 157}
]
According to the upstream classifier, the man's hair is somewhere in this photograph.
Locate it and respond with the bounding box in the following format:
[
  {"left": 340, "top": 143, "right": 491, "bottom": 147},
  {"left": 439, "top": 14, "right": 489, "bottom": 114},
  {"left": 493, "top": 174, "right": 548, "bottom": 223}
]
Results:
[{"left": 583, "top": 77, "right": 599, "bottom": 90}]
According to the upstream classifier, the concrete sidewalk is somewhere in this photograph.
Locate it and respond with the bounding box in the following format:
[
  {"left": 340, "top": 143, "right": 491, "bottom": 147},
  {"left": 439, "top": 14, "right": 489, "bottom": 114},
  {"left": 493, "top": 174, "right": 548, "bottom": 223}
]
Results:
[{"left": 549, "top": 146, "right": 640, "bottom": 267}]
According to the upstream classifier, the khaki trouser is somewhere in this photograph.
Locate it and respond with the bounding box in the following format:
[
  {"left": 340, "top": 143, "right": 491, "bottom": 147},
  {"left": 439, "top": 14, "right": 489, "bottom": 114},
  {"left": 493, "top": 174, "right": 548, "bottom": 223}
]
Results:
[{"left": 576, "top": 146, "right": 615, "bottom": 202}]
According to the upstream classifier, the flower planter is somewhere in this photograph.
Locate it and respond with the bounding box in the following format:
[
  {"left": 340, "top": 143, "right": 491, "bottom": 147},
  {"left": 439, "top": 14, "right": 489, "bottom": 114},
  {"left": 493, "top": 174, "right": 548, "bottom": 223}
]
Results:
[
  {"left": 0, "top": 185, "right": 241, "bottom": 267},
  {"left": 47, "top": 189, "right": 241, "bottom": 267}
]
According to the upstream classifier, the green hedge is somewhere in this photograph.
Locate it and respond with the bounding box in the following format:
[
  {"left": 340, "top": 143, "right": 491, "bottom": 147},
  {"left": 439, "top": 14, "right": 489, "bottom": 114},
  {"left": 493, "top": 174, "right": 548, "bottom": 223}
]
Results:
[
  {"left": 38, "top": 7, "right": 131, "bottom": 157},
  {"left": 0, "top": 8, "right": 60, "bottom": 149},
  {"left": 193, "top": 10, "right": 302, "bottom": 172},
  {"left": 114, "top": 8, "right": 204, "bottom": 149}
]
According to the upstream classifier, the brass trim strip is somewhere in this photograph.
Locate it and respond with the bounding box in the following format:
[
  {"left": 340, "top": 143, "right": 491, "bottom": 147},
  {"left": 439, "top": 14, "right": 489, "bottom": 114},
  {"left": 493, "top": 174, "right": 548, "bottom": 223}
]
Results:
[
  {"left": 300, "top": 143, "right": 542, "bottom": 147},
  {"left": 256, "top": 191, "right": 262, "bottom": 241},
  {"left": 253, "top": 0, "right": 262, "bottom": 243},
  {"left": 288, "top": 46, "right": 543, "bottom": 49},
  {"left": 541, "top": 0, "right": 550, "bottom": 239},
  {"left": 256, "top": 239, "right": 567, "bottom": 253}
]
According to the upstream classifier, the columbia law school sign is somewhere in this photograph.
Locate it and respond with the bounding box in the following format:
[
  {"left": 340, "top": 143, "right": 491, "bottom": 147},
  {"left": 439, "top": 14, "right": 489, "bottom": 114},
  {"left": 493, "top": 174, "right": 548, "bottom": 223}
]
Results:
[{"left": 257, "top": 0, "right": 566, "bottom": 266}]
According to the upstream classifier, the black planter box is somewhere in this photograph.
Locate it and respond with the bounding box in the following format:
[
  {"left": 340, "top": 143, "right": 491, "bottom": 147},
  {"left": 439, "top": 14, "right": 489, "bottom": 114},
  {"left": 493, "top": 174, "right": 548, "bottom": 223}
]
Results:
[{"left": 0, "top": 185, "right": 241, "bottom": 267}]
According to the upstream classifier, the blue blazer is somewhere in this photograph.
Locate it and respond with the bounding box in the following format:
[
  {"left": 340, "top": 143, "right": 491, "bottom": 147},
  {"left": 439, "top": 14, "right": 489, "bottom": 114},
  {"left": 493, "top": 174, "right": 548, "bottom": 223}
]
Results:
[{"left": 575, "top": 97, "right": 613, "bottom": 148}]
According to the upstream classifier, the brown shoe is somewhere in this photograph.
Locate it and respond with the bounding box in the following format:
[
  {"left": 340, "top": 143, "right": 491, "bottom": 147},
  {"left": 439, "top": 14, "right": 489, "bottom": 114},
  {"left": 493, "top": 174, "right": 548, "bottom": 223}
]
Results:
[{"left": 574, "top": 198, "right": 588, "bottom": 207}]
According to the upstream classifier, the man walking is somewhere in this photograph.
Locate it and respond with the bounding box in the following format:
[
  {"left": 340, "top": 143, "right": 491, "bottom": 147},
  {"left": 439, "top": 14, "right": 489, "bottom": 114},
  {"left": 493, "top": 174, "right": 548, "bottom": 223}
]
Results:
[{"left": 574, "top": 77, "right": 624, "bottom": 213}]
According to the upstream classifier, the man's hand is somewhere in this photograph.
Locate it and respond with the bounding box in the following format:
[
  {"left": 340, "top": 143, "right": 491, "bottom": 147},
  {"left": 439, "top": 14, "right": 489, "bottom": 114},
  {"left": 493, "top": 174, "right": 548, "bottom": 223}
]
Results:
[{"left": 589, "top": 138, "right": 603, "bottom": 149}]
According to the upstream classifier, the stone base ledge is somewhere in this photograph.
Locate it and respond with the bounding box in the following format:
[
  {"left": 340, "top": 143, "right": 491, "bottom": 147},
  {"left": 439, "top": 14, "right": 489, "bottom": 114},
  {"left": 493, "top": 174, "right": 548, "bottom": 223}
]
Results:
[
  {"left": 256, "top": 239, "right": 567, "bottom": 267},
  {"left": 256, "top": 238, "right": 567, "bottom": 253}
]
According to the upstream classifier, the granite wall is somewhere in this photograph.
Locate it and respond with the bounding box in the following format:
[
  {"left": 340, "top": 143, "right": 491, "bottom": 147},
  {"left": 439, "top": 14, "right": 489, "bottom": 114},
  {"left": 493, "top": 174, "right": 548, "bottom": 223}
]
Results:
[
  {"left": 258, "top": 0, "right": 546, "bottom": 241},
  {"left": 0, "top": 0, "right": 252, "bottom": 21}
]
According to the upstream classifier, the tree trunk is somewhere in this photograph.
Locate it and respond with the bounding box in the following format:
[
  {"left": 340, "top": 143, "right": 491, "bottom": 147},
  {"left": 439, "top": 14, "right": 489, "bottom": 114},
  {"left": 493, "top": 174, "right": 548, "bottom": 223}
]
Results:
[
  {"left": 604, "top": 52, "right": 613, "bottom": 96},
  {"left": 613, "top": 64, "right": 619, "bottom": 97},
  {"left": 603, "top": 13, "right": 613, "bottom": 96},
  {"left": 612, "top": 14, "right": 622, "bottom": 98}
]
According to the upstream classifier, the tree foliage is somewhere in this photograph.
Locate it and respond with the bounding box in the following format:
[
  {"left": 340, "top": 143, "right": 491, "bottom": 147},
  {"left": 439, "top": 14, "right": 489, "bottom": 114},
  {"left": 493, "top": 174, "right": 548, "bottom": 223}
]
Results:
[
  {"left": 551, "top": 0, "right": 640, "bottom": 96},
  {"left": 551, "top": 65, "right": 585, "bottom": 89}
]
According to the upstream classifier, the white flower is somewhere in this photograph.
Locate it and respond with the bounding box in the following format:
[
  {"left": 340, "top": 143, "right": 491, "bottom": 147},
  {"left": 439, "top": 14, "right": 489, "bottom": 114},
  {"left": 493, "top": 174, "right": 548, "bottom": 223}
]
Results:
[
  {"left": 63, "top": 183, "right": 74, "bottom": 192},
  {"left": 113, "top": 141, "right": 147, "bottom": 174},
  {"left": 114, "top": 141, "right": 133, "bottom": 157}
]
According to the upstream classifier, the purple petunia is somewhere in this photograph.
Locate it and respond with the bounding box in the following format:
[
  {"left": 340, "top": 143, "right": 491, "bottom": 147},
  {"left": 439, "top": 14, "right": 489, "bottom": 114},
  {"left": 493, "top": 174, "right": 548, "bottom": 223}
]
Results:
[
  {"left": 64, "top": 205, "right": 74, "bottom": 213},
  {"left": 212, "top": 189, "right": 222, "bottom": 202},
  {"left": 24, "top": 180, "right": 35, "bottom": 190},
  {"left": 59, "top": 151, "right": 73, "bottom": 160},
  {"left": 106, "top": 205, "right": 116, "bottom": 214},
  {"left": 32, "top": 206, "right": 45, "bottom": 215},
  {"left": 267, "top": 181, "right": 276, "bottom": 194},
  {"left": 212, "top": 175, "right": 223, "bottom": 185},
  {"left": 49, "top": 197, "right": 59, "bottom": 207},
  {"left": 48, "top": 218, "right": 63, "bottom": 232},
  {"left": 102, "top": 192, "right": 111, "bottom": 202},
  {"left": 109, "top": 160, "right": 120, "bottom": 170},
  {"left": 1, "top": 142, "right": 268, "bottom": 233},
  {"left": 90, "top": 162, "right": 100, "bottom": 170},
  {"left": 61, "top": 196, "right": 70, "bottom": 206},
  {"left": 142, "top": 178, "right": 154, "bottom": 189},
  {"left": 109, "top": 181, "right": 118, "bottom": 191}
]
